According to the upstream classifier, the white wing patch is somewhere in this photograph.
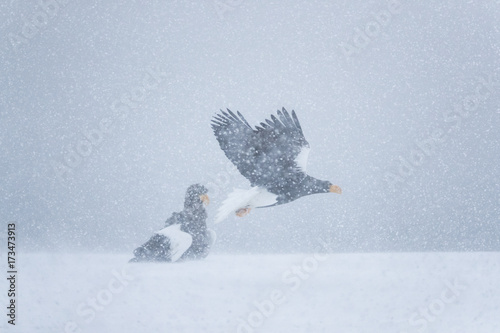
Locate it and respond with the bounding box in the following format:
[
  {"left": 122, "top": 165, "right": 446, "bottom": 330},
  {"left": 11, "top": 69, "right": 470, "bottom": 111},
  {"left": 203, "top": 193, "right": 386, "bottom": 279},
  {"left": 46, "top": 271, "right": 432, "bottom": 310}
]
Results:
[
  {"left": 156, "top": 224, "right": 192, "bottom": 262},
  {"left": 295, "top": 146, "right": 310, "bottom": 172}
]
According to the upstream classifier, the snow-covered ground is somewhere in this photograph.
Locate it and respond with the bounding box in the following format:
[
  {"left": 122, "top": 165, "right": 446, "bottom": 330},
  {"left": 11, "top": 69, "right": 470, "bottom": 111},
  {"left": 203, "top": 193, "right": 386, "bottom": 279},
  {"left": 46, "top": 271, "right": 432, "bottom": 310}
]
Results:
[{"left": 1, "top": 252, "right": 499, "bottom": 333}]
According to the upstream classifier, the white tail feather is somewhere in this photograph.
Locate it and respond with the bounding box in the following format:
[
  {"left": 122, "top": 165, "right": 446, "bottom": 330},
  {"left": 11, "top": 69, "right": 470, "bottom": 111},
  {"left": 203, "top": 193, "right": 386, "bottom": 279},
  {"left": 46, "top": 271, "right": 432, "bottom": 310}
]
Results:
[
  {"left": 214, "top": 187, "right": 277, "bottom": 224},
  {"left": 214, "top": 188, "right": 260, "bottom": 224}
]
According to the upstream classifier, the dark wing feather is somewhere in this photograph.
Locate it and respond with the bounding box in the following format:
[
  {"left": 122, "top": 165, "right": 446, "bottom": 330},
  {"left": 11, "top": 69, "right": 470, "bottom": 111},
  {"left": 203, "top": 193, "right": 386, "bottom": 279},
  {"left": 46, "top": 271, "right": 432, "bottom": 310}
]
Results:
[
  {"left": 211, "top": 108, "right": 309, "bottom": 189},
  {"left": 211, "top": 109, "right": 257, "bottom": 184}
]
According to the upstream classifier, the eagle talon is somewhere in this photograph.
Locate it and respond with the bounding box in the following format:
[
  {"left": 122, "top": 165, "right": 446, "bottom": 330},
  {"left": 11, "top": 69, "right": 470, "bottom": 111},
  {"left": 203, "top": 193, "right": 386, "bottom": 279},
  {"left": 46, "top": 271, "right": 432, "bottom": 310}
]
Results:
[{"left": 236, "top": 208, "right": 251, "bottom": 217}]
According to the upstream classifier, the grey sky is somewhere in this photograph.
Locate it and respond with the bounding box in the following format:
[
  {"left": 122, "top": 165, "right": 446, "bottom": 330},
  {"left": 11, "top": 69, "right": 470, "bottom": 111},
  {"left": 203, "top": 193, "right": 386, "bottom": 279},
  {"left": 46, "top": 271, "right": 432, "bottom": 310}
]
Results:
[{"left": 0, "top": 0, "right": 498, "bottom": 252}]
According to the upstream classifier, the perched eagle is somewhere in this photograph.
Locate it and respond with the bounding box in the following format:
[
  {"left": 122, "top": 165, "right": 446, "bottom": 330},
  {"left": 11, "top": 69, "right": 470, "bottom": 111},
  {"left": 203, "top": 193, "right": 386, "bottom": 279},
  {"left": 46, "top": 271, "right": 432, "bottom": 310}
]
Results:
[
  {"left": 211, "top": 108, "right": 341, "bottom": 223},
  {"left": 129, "top": 184, "right": 215, "bottom": 262}
]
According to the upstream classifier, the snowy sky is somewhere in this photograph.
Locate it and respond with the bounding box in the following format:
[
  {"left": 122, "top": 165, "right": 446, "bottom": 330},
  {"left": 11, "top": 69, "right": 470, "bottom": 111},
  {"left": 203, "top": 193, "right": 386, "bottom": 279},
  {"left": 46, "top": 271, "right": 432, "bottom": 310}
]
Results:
[{"left": 0, "top": 0, "right": 499, "bottom": 252}]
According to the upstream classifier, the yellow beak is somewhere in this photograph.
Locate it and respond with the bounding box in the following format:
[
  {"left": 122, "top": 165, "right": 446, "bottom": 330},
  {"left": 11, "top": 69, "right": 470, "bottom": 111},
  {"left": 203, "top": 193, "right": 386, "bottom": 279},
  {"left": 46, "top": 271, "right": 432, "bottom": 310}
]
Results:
[
  {"left": 329, "top": 185, "right": 342, "bottom": 194},
  {"left": 199, "top": 194, "right": 210, "bottom": 206}
]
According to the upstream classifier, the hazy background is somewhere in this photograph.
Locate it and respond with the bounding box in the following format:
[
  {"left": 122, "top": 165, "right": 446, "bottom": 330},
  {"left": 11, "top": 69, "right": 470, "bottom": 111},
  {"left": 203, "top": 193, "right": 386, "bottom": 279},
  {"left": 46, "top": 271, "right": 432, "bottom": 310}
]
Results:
[{"left": 1, "top": 0, "right": 498, "bottom": 253}]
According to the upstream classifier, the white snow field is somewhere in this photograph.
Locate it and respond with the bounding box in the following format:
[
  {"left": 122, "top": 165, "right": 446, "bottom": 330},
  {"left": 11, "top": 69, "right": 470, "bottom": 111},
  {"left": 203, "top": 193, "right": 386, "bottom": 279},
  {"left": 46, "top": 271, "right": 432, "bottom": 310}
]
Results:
[{"left": 2, "top": 252, "right": 499, "bottom": 333}]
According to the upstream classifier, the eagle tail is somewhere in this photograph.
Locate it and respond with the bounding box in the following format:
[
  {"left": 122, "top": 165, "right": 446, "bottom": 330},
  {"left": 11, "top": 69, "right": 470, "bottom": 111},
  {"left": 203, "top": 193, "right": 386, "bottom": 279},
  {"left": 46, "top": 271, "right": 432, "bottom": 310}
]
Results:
[{"left": 214, "top": 187, "right": 278, "bottom": 223}]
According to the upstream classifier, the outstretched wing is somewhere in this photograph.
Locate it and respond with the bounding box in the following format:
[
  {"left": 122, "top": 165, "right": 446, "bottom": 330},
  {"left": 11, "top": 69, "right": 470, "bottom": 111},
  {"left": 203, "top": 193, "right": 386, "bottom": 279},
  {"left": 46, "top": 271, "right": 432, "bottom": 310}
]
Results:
[{"left": 211, "top": 108, "right": 310, "bottom": 188}]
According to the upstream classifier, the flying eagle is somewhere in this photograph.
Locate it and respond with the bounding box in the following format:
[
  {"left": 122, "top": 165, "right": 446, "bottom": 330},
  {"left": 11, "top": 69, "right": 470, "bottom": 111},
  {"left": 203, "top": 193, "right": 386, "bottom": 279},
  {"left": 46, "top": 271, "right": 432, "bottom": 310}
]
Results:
[{"left": 211, "top": 108, "right": 341, "bottom": 223}]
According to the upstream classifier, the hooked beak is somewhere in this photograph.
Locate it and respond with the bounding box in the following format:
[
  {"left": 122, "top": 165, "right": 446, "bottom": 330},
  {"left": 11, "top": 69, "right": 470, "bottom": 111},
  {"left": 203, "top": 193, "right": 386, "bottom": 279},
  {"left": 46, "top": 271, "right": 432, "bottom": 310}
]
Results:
[
  {"left": 199, "top": 194, "right": 210, "bottom": 206},
  {"left": 329, "top": 185, "right": 342, "bottom": 194}
]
